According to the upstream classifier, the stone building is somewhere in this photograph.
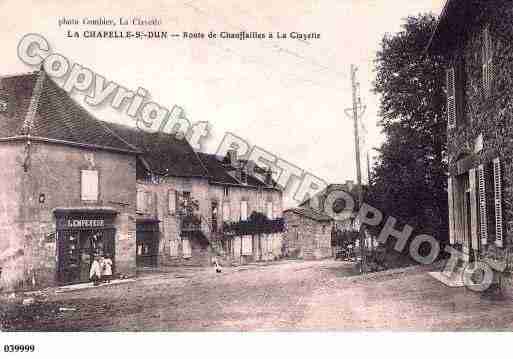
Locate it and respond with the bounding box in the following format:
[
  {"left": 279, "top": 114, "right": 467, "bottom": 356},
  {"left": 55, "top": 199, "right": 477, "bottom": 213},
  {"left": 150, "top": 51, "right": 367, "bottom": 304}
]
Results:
[
  {"left": 107, "top": 124, "right": 285, "bottom": 267},
  {"left": 428, "top": 1, "right": 513, "bottom": 270},
  {"left": 283, "top": 181, "right": 362, "bottom": 260},
  {"left": 0, "top": 71, "right": 138, "bottom": 290},
  {"left": 283, "top": 207, "right": 332, "bottom": 260},
  {"left": 0, "top": 69, "right": 285, "bottom": 292}
]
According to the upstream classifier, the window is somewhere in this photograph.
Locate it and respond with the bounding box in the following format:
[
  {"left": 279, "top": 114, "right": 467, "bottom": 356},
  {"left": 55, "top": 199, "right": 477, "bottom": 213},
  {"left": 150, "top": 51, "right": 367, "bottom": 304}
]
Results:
[
  {"left": 242, "top": 235, "right": 252, "bottom": 255},
  {"left": 168, "top": 190, "right": 176, "bottom": 214},
  {"left": 446, "top": 67, "right": 456, "bottom": 128},
  {"left": 482, "top": 26, "right": 494, "bottom": 98},
  {"left": 475, "top": 158, "right": 503, "bottom": 247},
  {"left": 183, "top": 191, "right": 191, "bottom": 205},
  {"left": 240, "top": 200, "right": 248, "bottom": 221},
  {"left": 493, "top": 158, "right": 503, "bottom": 247},
  {"left": 81, "top": 170, "right": 99, "bottom": 201},
  {"left": 241, "top": 170, "right": 248, "bottom": 184},
  {"left": 211, "top": 201, "right": 219, "bottom": 232},
  {"left": 169, "top": 240, "right": 179, "bottom": 257},
  {"left": 222, "top": 202, "right": 231, "bottom": 221},
  {"left": 137, "top": 189, "right": 146, "bottom": 213},
  {"left": 182, "top": 239, "right": 192, "bottom": 258},
  {"left": 223, "top": 186, "right": 230, "bottom": 197},
  {"left": 266, "top": 201, "right": 273, "bottom": 219},
  {"left": 0, "top": 100, "right": 7, "bottom": 112},
  {"left": 446, "top": 54, "right": 467, "bottom": 128}
]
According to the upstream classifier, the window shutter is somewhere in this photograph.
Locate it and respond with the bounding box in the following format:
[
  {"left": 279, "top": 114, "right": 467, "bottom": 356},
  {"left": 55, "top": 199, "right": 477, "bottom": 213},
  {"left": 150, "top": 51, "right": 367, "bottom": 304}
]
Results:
[
  {"left": 266, "top": 201, "right": 273, "bottom": 220},
  {"left": 169, "top": 240, "right": 179, "bottom": 257},
  {"left": 482, "top": 26, "right": 494, "bottom": 97},
  {"left": 81, "top": 170, "right": 99, "bottom": 201},
  {"left": 182, "top": 239, "right": 192, "bottom": 258},
  {"left": 447, "top": 177, "right": 455, "bottom": 245},
  {"left": 446, "top": 68, "right": 456, "bottom": 128},
  {"left": 478, "top": 165, "right": 488, "bottom": 245},
  {"left": 493, "top": 158, "right": 503, "bottom": 247},
  {"left": 240, "top": 201, "right": 248, "bottom": 221},
  {"left": 136, "top": 189, "right": 145, "bottom": 213},
  {"left": 469, "top": 169, "right": 479, "bottom": 251},
  {"left": 223, "top": 202, "right": 230, "bottom": 221},
  {"left": 168, "top": 190, "right": 176, "bottom": 214},
  {"left": 174, "top": 190, "right": 180, "bottom": 215},
  {"left": 242, "top": 235, "right": 252, "bottom": 255}
]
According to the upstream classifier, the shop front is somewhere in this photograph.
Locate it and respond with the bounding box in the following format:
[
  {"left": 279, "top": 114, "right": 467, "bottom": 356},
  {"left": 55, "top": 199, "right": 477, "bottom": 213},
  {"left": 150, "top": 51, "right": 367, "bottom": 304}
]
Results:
[
  {"left": 54, "top": 209, "right": 118, "bottom": 285},
  {"left": 136, "top": 218, "right": 160, "bottom": 267}
]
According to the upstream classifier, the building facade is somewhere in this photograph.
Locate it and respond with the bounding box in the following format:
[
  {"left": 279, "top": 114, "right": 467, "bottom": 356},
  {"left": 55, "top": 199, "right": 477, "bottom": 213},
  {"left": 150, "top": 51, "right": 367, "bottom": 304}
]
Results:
[
  {"left": 428, "top": 1, "right": 513, "bottom": 272},
  {"left": 0, "top": 71, "right": 138, "bottom": 291},
  {"left": 283, "top": 207, "right": 332, "bottom": 260},
  {"left": 108, "top": 124, "right": 285, "bottom": 268},
  {"left": 0, "top": 69, "right": 285, "bottom": 291},
  {"left": 283, "top": 181, "right": 362, "bottom": 260}
]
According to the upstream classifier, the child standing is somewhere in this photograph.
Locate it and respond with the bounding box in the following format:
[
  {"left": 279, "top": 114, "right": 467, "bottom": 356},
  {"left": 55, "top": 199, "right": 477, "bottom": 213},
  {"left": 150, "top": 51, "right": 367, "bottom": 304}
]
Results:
[
  {"left": 89, "top": 256, "right": 102, "bottom": 286},
  {"left": 102, "top": 255, "right": 113, "bottom": 283}
]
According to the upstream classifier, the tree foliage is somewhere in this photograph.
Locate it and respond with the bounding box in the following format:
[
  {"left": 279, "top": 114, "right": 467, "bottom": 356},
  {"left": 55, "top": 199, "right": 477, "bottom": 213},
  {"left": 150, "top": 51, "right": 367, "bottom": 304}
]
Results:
[{"left": 369, "top": 14, "right": 448, "bottom": 245}]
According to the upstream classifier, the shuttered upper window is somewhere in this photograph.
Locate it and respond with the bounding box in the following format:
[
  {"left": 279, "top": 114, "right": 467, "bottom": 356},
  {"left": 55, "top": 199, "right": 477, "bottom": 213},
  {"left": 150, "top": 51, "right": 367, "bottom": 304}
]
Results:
[
  {"left": 168, "top": 190, "right": 176, "bottom": 215},
  {"left": 81, "top": 170, "right": 99, "bottom": 201},
  {"left": 222, "top": 202, "right": 231, "bottom": 221},
  {"left": 240, "top": 200, "right": 248, "bottom": 221},
  {"left": 482, "top": 26, "right": 494, "bottom": 98},
  {"left": 446, "top": 67, "right": 456, "bottom": 128}
]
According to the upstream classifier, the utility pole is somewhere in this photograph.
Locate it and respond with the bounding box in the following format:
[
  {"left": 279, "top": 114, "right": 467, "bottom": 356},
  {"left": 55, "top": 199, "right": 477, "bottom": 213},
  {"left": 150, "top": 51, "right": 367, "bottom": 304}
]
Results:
[{"left": 350, "top": 64, "right": 365, "bottom": 273}]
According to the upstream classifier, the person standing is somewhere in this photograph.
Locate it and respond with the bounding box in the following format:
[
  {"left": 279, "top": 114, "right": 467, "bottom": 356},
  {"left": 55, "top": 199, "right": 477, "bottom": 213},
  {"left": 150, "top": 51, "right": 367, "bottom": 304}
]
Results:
[
  {"left": 89, "top": 256, "right": 102, "bottom": 286},
  {"left": 102, "top": 255, "right": 113, "bottom": 283}
]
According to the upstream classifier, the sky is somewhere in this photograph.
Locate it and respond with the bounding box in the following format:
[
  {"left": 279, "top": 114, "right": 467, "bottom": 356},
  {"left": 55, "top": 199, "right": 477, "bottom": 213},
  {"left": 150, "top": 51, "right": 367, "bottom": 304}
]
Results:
[{"left": 0, "top": 0, "right": 445, "bottom": 206}]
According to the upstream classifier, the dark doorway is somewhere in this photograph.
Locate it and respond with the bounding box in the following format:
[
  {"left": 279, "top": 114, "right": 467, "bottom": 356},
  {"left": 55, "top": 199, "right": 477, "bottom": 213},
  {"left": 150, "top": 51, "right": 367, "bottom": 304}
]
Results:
[
  {"left": 136, "top": 220, "right": 160, "bottom": 267},
  {"left": 57, "top": 229, "right": 116, "bottom": 285}
]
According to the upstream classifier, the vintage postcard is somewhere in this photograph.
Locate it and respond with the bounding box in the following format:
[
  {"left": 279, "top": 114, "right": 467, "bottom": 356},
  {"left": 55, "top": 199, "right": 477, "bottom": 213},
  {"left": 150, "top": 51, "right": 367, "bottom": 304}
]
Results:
[{"left": 1, "top": 0, "right": 512, "bottom": 357}]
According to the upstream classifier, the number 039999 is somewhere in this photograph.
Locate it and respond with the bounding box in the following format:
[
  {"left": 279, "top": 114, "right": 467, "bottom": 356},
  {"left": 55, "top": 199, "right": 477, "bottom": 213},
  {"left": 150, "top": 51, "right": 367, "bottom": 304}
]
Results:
[{"left": 3, "top": 344, "right": 35, "bottom": 353}]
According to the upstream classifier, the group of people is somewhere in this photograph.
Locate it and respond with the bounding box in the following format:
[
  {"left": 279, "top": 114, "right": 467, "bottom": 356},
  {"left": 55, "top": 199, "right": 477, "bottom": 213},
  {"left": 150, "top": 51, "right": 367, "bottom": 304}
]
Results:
[{"left": 89, "top": 255, "right": 113, "bottom": 286}]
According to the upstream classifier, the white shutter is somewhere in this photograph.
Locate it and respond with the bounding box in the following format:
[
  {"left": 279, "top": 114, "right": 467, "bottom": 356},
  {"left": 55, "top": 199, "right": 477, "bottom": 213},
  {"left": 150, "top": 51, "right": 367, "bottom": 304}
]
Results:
[
  {"left": 446, "top": 67, "right": 456, "bottom": 128},
  {"left": 222, "top": 202, "right": 230, "bottom": 221},
  {"left": 169, "top": 240, "right": 179, "bottom": 257},
  {"left": 182, "top": 239, "right": 192, "bottom": 258},
  {"left": 81, "top": 170, "right": 99, "bottom": 201},
  {"left": 137, "top": 189, "right": 145, "bottom": 213},
  {"left": 469, "top": 169, "right": 479, "bottom": 251},
  {"left": 266, "top": 201, "right": 273, "bottom": 219},
  {"left": 483, "top": 26, "right": 494, "bottom": 97},
  {"left": 478, "top": 164, "right": 488, "bottom": 245},
  {"left": 242, "top": 235, "right": 252, "bottom": 255},
  {"left": 493, "top": 158, "right": 503, "bottom": 247},
  {"left": 168, "top": 190, "right": 176, "bottom": 214},
  {"left": 448, "top": 177, "right": 455, "bottom": 245},
  {"left": 240, "top": 201, "right": 248, "bottom": 221}
]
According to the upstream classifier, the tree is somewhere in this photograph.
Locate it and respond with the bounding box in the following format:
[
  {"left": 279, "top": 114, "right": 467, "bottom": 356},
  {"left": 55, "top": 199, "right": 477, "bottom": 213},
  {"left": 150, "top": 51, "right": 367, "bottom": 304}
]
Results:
[{"left": 369, "top": 14, "right": 448, "bottom": 252}]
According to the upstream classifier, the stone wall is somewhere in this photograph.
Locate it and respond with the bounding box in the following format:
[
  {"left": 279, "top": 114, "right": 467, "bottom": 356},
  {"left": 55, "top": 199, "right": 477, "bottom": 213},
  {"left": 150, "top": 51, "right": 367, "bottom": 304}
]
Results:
[
  {"left": 137, "top": 176, "right": 284, "bottom": 267},
  {"left": 1, "top": 140, "right": 137, "bottom": 290},
  {"left": 446, "top": 1, "right": 513, "bottom": 272},
  {"left": 283, "top": 211, "right": 332, "bottom": 260}
]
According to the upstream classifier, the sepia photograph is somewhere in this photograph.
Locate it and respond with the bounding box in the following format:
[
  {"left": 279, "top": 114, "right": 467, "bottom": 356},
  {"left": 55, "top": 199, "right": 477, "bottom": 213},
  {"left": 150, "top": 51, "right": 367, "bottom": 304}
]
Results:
[{"left": 1, "top": 0, "right": 512, "bottom": 357}]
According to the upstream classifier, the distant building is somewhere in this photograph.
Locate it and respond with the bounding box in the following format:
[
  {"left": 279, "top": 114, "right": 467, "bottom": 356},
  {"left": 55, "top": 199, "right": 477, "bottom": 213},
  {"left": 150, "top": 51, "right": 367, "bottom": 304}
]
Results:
[
  {"left": 283, "top": 207, "right": 332, "bottom": 260},
  {"left": 283, "top": 181, "right": 363, "bottom": 260},
  {"left": 427, "top": 1, "right": 513, "bottom": 267}
]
